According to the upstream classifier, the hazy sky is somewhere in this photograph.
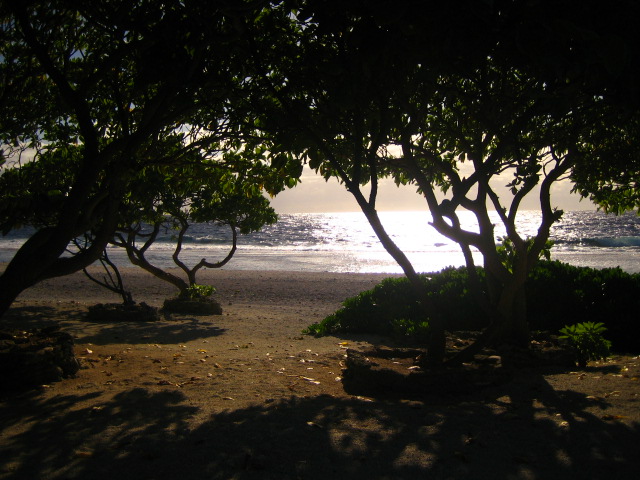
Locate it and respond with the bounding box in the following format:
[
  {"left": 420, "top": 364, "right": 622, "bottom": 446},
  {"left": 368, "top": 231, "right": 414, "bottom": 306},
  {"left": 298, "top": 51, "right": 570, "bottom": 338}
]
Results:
[
  {"left": 4, "top": 148, "right": 595, "bottom": 214},
  {"left": 269, "top": 166, "right": 596, "bottom": 213}
]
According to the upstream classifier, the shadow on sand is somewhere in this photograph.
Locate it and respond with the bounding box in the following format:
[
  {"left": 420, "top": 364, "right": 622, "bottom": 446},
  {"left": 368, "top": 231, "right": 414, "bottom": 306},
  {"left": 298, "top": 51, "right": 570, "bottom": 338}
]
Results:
[
  {"left": 1, "top": 369, "right": 638, "bottom": 480},
  {"left": 2, "top": 305, "right": 226, "bottom": 346}
]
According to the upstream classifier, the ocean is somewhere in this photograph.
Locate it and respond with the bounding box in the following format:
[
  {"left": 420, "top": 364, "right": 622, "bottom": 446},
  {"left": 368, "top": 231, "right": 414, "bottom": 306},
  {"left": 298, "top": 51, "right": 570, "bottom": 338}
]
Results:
[{"left": 1, "top": 210, "right": 639, "bottom": 274}]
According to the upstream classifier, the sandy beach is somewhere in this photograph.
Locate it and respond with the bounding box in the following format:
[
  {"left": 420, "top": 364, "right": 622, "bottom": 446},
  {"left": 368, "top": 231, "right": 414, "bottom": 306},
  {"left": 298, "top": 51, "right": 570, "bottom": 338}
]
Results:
[{"left": 1, "top": 267, "right": 639, "bottom": 479}]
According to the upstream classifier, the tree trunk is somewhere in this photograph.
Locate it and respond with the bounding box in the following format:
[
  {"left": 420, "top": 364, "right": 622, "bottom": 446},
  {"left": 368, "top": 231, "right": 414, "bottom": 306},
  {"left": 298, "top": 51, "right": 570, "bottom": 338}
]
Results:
[
  {"left": 124, "top": 246, "right": 189, "bottom": 295},
  {"left": 0, "top": 225, "right": 110, "bottom": 317},
  {"left": 493, "top": 282, "right": 529, "bottom": 347},
  {"left": 357, "top": 205, "right": 446, "bottom": 365},
  {"left": 446, "top": 267, "right": 530, "bottom": 366},
  {"left": 0, "top": 194, "right": 121, "bottom": 318}
]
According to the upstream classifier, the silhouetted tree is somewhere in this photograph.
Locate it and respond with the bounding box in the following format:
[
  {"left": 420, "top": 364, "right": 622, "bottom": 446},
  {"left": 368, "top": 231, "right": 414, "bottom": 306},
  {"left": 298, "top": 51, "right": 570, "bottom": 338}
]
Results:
[
  {"left": 0, "top": 0, "right": 299, "bottom": 316},
  {"left": 235, "top": 0, "right": 640, "bottom": 363}
]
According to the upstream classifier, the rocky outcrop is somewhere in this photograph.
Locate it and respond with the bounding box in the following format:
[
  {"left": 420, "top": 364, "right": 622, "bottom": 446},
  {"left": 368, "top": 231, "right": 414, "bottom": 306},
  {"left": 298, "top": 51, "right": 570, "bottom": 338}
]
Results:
[
  {"left": 162, "top": 297, "right": 223, "bottom": 315},
  {"left": 0, "top": 327, "right": 79, "bottom": 390},
  {"left": 341, "top": 346, "right": 513, "bottom": 396}
]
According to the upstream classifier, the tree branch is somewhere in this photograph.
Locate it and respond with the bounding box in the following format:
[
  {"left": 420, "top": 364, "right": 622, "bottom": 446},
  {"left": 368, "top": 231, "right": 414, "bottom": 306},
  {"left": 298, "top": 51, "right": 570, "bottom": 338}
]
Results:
[{"left": 193, "top": 224, "right": 238, "bottom": 273}]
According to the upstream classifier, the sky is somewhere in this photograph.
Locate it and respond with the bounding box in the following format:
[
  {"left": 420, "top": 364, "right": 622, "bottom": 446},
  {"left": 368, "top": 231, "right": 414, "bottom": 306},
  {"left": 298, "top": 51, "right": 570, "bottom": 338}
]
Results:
[
  {"left": 269, "top": 166, "right": 596, "bottom": 213},
  {"left": 3, "top": 147, "right": 595, "bottom": 215}
]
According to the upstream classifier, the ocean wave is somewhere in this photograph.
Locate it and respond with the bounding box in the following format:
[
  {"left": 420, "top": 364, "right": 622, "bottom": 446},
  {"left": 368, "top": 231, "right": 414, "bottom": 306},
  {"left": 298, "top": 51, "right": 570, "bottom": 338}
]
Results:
[
  {"left": 554, "top": 236, "right": 640, "bottom": 248},
  {"left": 2, "top": 212, "right": 640, "bottom": 273},
  {"left": 176, "top": 236, "right": 234, "bottom": 245}
]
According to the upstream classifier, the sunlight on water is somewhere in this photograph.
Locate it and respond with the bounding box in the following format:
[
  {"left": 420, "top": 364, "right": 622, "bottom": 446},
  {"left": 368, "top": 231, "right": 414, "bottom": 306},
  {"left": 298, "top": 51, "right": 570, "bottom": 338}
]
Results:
[
  {"left": 123, "top": 210, "right": 639, "bottom": 273},
  {"left": 1, "top": 210, "right": 638, "bottom": 273}
]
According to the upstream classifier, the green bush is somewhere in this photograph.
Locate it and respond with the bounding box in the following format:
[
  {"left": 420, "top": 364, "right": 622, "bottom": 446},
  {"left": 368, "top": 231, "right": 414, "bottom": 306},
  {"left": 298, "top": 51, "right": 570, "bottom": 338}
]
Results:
[
  {"left": 303, "top": 266, "right": 489, "bottom": 341},
  {"left": 526, "top": 262, "right": 640, "bottom": 352},
  {"left": 559, "top": 321, "right": 612, "bottom": 367},
  {"left": 391, "top": 318, "right": 431, "bottom": 343},
  {"left": 302, "top": 281, "right": 420, "bottom": 337},
  {"left": 181, "top": 284, "right": 216, "bottom": 300},
  {"left": 305, "top": 261, "right": 640, "bottom": 352}
]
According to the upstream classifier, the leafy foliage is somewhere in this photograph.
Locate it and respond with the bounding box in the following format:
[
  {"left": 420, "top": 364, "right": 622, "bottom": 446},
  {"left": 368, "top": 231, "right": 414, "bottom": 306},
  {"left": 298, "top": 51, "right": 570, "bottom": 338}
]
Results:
[
  {"left": 181, "top": 284, "right": 216, "bottom": 300},
  {"left": 559, "top": 322, "right": 612, "bottom": 367},
  {"left": 0, "top": 0, "right": 302, "bottom": 315},
  {"left": 306, "top": 262, "right": 640, "bottom": 353},
  {"left": 391, "top": 318, "right": 431, "bottom": 344},
  {"left": 242, "top": 1, "right": 640, "bottom": 360},
  {"left": 497, "top": 236, "right": 553, "bottom": 273},
  {"left": 525, "top": 261, "right": 640, "bottom": 352},
  {"left": 2, "top": 0, "right": 639, "bottom": 362},
  {"left": 304, "top": 267, "right": 488, "bottom": 340},
  {"left": 108, "top": 150, "right": 280, "bottom": 297}
]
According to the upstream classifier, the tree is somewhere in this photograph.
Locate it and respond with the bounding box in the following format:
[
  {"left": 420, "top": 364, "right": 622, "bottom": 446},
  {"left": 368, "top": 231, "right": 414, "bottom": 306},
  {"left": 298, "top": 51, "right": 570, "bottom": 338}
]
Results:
[
  {"left": 490, "top": 0, "right": 640, "bottom": 215},
  {"left": 236, "top": 0, "right": 640, "bottom": 364},
  {"left": 74, "top": 237, "right": 135, "bottom": 306},
  {"left": 1, "top": 132, "right": 286, "bottom": 305},
  {"left": 0, "top": 0, "right": 298, "bottom": 317},
  {"left": 109, "top": 153, "right": 279, "bottom": 299}
]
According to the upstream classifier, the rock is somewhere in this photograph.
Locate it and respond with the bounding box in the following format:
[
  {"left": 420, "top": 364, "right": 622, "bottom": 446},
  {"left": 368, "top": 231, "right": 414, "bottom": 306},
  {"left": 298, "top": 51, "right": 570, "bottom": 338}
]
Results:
[
  {"left": 342, "top": 348, "right": 427, "bottom": 394},
  {"left": 0, "top": 328, "right": 80, "bottom": 391},
  {"left": 342, "top": 347, "right": 513, "bottom": 397},
  {"left": 162, "top": 297, "right": 223, "bottom": 315},
  {"left": 499, "top": 335, "right": 576, "bottom": 369}
]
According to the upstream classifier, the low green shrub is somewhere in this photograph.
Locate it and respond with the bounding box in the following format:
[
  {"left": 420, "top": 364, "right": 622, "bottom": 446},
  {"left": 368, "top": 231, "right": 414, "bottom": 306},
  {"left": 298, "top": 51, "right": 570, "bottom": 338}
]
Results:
[
  {"left": 526, "top": 262, "right": 640, "bottom": 352},
  {"left": 391, "top": 318, "right": 431, "bottom": 344},
  {"left": 559, "top": 321, "right": 612, "bottom": 367},
  {"left": 181, "top": 284, "right": 216, "bottom": 300},
  {"left": 305, "top": 261, "right": 640, "bottom": 352},
  {"left": 302, "top": 283, "right": 418, "bottom": 337},
  {"left": 303, "top": 266, "right": 489, "bottom": 341}
]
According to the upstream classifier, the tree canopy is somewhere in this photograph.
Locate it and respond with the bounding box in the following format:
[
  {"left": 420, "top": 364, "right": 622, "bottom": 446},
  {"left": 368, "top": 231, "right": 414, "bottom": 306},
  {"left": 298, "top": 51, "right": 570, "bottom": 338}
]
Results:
[
  {"left": 231, "top": 0, "right": 640, "bottom": 362},
  {"left": 0, "top": 0, "right": 298, "bottom": 315},
  {"left": 109, "top": 145, "right": 279, "bottom": 296},
  {"left": 1, "top": 0, "right": 638, "bottom": 367}
]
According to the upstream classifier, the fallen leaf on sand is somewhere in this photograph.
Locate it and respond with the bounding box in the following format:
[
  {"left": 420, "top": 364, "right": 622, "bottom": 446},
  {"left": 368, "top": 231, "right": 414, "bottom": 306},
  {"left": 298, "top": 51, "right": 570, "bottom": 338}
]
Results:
[
  {"left": 300, "top": 376, "right": 320, "bottom": 385},
  {"left": 355, "top": 396, "right": 374, "bottom": 402},
  {"left": 602, "top": 414, "right": 627, "bottom": 421}
]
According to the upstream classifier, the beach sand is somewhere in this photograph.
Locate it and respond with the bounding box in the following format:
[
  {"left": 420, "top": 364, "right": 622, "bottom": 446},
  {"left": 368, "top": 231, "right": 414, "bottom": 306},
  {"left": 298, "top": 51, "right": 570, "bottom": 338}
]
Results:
[{"left": 1, "top": 267, "right": 639, "bottom": 479}]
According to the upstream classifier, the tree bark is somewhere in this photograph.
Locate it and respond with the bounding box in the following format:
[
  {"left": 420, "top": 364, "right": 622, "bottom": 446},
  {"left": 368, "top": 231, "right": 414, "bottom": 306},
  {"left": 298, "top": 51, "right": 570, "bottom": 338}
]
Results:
[
  {"left": 493, "top": 281, "right": 530, "bottom": 347},
  {"left": 0, "top": 193, "right": 120, "bottom": 318},
  {"left": 356, "top": 202, "right": 446, "bottom": 365},
  {"left": 121, "top": 226, "right": 190, "bottom": 295}
]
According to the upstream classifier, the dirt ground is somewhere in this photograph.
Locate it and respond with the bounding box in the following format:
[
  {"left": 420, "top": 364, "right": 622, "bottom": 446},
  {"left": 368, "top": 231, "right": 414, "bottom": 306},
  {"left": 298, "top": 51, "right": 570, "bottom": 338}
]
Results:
[{"left": 1, "top": 268, "right": 639, "bottom": 480}]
